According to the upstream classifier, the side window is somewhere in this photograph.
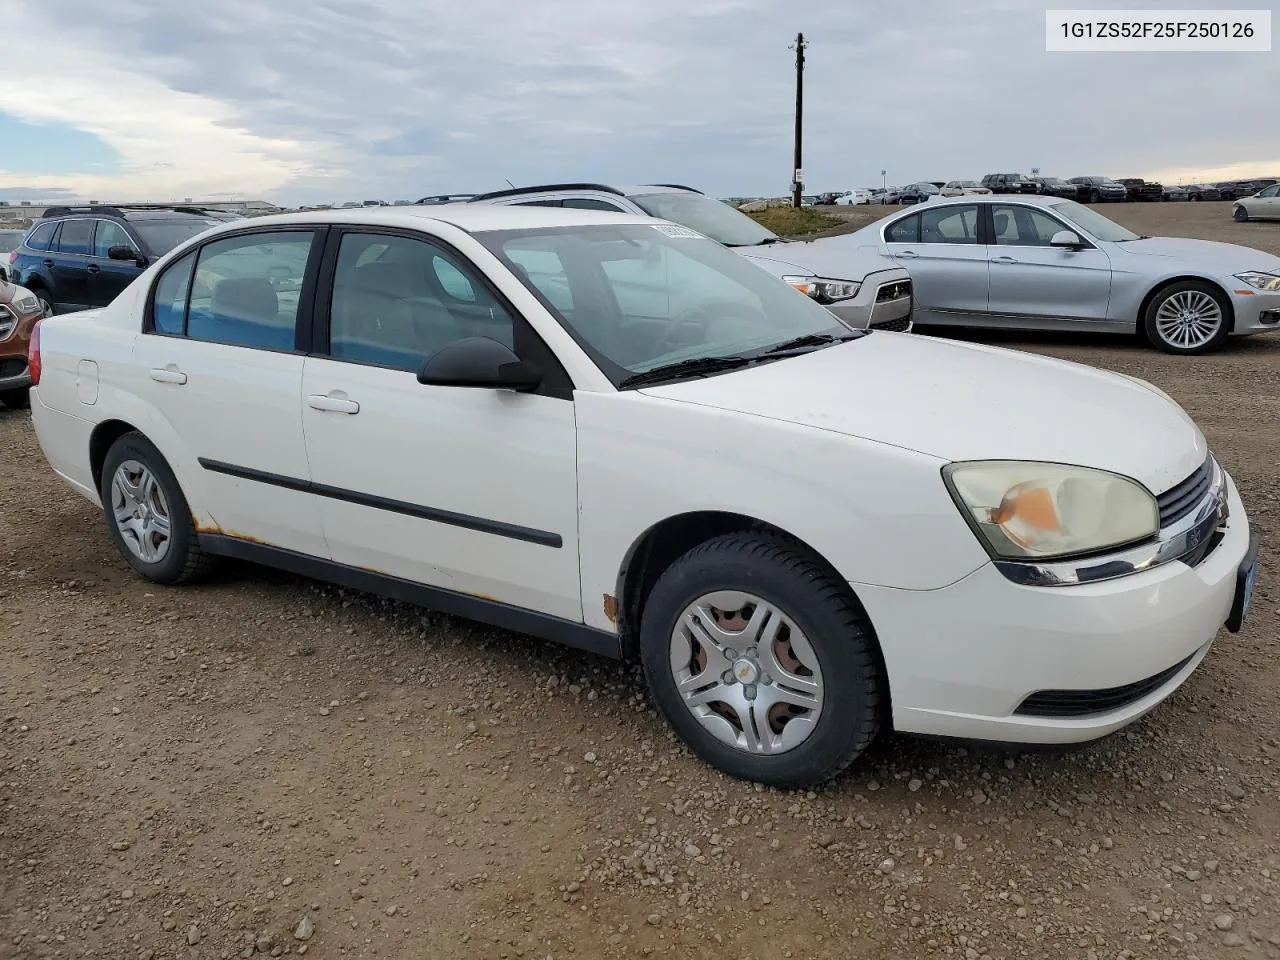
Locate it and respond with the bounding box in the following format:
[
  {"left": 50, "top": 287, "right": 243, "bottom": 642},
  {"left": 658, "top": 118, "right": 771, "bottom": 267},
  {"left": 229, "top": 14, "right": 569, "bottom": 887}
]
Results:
[
  {"left": 94, "top": 220, "right": 135, "bottom": 258},
  {"left": 55, "top": 219, "right": 94, "bottom": 255},
  {"left": 512, "top": 199, "right": 562, "bottom": 207},
  {"left": 1259, "top": 184, "right": 1280, "bottom": 198},
  {"left": 920, "top": 205, "right": 978, "bottom": 244},
  {"left": 992, "top": 206, "right": 1069, "bottom": 246},
  {"left": 186, "top": 232, "right": 315, "bottom": 350},
  {"left": 151, "top": 251, "right": 196, "bottom": 335},
  {"left": 328, "top": 232, "right": 515, "bottom": 371},
  {"left": 884, "top": 213, "right": 921, "bottom": 244},
  {"left": 561, "top": 197, "right": 626, "bottom": 211},
  {"left": 25, "top": 222, "right": 57, "bottom": 251}
]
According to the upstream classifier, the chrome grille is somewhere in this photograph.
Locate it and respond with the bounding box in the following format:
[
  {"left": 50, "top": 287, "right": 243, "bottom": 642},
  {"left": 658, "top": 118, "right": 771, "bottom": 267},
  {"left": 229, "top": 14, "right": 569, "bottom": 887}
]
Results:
[
  {"left": 0, "top": 304, "right": 16, "bottom": 342},
  {"left": 1156, "top": 456, "right": 1214, "bottom": 529}
]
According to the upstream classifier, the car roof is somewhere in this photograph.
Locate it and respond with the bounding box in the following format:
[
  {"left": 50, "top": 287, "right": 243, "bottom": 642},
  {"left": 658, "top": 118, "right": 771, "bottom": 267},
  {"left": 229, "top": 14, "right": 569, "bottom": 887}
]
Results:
[
  {"left": 897, "top": 194, "right": 1071, "bottom": 210},
  {"left": 180, "top": 204, "right": 666, "bottom": 237}
]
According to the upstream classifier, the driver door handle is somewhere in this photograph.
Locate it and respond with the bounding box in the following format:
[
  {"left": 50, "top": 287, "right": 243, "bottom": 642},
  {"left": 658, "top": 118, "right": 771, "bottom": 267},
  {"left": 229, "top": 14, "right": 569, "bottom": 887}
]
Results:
[
  {"left": 307, "top": 393, "right": 360, "bottom": 414},
  {"left": 896, "top": 250, "right": 919, "bottom": 259},
  {"left": 992, "top": 256, "right": 1018, "bottom": 264},
  {"left": 149, "top": 366, "right": 187, "bottom": 385}
]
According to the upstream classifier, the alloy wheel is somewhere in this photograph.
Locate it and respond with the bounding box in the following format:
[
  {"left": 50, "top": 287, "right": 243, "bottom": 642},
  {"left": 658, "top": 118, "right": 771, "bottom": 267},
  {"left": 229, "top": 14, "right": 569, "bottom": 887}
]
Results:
[
  {"left": 110, "top": 459, "right": 173, "bottom": 564},
  {"left": 668, "top": 590, "right": 824, "bottom": 755},
  {"left": 1154, "top": 290, "right": 1224, "bottom": 350}
]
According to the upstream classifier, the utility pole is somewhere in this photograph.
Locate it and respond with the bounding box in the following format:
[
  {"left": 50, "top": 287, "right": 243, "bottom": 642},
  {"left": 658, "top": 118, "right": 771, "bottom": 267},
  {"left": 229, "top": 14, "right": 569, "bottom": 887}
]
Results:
[{"left": 790, "top": 32, "right": 808, "bottom": 208}]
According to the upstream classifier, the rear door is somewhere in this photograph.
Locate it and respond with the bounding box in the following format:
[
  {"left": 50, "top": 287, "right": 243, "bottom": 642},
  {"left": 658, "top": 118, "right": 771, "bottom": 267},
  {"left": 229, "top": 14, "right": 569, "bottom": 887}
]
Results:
[
  {"left": 881, "top": 205, "right": 990, "bottom": 322},
  {"left": 49, "top": 218, "right": 95, "bottom": 310},
  {"left": 130, "top": 227, "right": 329, "bottom": 556},
  {"left": 89, "top": 219, "right": 144, "bottom": 306},
  {"left": 985, "top": 204, "right": 1113, "bottom": 323}
]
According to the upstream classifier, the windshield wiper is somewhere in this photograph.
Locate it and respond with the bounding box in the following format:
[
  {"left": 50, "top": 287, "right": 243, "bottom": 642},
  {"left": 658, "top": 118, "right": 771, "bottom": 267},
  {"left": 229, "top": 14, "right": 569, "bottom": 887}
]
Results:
[
  {"left": 618, "top": 355, "right": 757, "bottom": 388},
  {"left": 761, "top": 331, "right": 861, "bottom": 356}
]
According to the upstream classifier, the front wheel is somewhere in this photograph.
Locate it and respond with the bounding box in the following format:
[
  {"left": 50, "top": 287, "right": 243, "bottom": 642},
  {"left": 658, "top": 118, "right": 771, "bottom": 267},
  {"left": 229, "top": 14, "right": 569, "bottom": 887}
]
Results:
[
  {"left": 1143, "top": 281, "right": 1231, "bottom": 355},
  {"left": 639, "top": 533, "right": 883, "bottom": 787},
  {"left": 99, "top": 432, "right": 216, "bottom": 584},
  {"left": 1233, "top": 205, "right": 1249, "bottom": 222}
]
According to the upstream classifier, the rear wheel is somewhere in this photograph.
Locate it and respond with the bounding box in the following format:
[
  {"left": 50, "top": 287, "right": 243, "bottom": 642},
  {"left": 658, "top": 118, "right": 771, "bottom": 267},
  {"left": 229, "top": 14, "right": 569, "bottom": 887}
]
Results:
[
  {"left": 99, "top": 432, "right": 216, "bottom": 584},
  {"left": 1233, "top": 205, "right": 1249, "bottom": 222},
  {"left": 1089, "top": 189, "right": 1101, "bottom": 203},
  {"left": 1144, "top": 281, "right": 1231, "bottom": 355},
  {"left": 639, "top": 533, "right": 883, "bottom": 787}
]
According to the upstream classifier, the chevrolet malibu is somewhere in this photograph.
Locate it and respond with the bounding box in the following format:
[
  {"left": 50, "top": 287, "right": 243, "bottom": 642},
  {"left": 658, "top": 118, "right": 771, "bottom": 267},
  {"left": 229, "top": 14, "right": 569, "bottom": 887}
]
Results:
[{"left": 26, "top": 205, "right": 1260, "bottom": 786}]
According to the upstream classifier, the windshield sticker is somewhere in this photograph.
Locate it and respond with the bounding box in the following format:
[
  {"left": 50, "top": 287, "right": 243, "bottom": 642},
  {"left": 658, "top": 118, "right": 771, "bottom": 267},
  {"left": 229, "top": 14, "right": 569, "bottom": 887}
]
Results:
[{"left": 651, "top": 224, "right": 705, "bottom": 240}]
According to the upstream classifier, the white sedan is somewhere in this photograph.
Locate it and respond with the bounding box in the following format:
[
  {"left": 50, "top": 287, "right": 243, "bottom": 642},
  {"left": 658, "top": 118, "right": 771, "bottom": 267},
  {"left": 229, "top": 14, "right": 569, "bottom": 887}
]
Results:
[
  {"left": 26, "top": 205, "right": 1260, "bottom": 786},
  {"left": 1233, "top": 182, "right": 1280, "bottom": 222}
]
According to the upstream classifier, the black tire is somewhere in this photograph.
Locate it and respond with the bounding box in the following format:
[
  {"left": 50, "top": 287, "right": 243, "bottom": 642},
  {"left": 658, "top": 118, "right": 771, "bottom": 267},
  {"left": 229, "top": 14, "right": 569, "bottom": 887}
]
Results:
[
  {"left": 0, "top": 388, "right": 30, "bottom": 409},
  {"left": 1089, "top": 190, "right": 1101, "bottom": 203},
  {"left": 99, "top": 431, "right": 216, "bottom": 584},
  {"left": 1233, "top": 205, "right": 1249, "bottom": 223},
  {"left": 1142, "top": 280, "right": 1232, "bottom": 356},
  {"left": 639, "top": 533, "right": 883, "bottom": 788}
]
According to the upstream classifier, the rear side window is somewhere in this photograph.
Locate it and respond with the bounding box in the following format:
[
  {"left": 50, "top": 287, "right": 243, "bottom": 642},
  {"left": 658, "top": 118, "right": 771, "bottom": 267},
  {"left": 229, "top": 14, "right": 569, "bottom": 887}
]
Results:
[
  {"left": 151, "top": 251, "right": 196, "bottom": 335},
  {"left": 561, "top": 197, "right": 625, "bottom": 211},
  {"left": 884, "top": 214, "right": 921, "bottom": 244},
  {"left": 25, "top": 222, "right": 57, "bottom": 251},
  {"left": 186, "top": 232, "right": 315, "bottom": 350},
  {"left": 55, "top": 219, "right": 94, "bottom": 255}
]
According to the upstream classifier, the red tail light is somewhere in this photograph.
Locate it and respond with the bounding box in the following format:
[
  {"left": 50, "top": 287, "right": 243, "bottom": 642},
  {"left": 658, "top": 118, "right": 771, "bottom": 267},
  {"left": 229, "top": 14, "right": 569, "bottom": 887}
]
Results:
[
  {"left": 6, "top": 250, "right": 15, "bottom": 265},
  {"left": 28, "top": 319, "right": 41, "bottom": 387}
]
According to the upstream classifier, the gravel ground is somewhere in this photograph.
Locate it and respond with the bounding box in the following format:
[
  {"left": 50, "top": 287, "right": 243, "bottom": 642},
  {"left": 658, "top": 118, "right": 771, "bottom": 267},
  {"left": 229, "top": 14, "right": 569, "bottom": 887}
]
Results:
[{"left": 2, "top": 203, "right": 1279, "bottom": 960}]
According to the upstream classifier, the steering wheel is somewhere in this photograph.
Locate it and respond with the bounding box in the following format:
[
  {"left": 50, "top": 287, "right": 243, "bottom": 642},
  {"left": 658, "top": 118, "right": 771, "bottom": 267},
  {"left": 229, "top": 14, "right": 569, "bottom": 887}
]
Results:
[{"left": 653, "top": 299, "right": 769, "bottom": 356}]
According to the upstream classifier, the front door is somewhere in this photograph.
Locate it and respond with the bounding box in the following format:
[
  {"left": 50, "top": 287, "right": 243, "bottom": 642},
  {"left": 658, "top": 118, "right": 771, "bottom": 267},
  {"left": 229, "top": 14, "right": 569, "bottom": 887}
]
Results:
[
  {"left": 882, "top": 204, "right": 990, "bottom": 323},
  {"left": 985, "top": 204, "right": 1113, "bottom": 324},
  {"left": 300, "top": 228, "right": 582, "bottom": 621},
  {"left": 89, "top": 219, "right": 144, "bottom": 306},
  {"left": 129, "top": 227, "right": 329, "bottom": 556}
]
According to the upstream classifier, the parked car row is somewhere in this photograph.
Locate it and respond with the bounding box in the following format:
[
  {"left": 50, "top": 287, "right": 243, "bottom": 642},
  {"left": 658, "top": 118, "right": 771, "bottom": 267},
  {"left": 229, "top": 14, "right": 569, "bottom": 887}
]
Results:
[
  {"left": 853, "top": 175, "right": 1279, "bottom": 210},
  {"left": 17, "top": 198, "right": 1263, "bottom": 788}
]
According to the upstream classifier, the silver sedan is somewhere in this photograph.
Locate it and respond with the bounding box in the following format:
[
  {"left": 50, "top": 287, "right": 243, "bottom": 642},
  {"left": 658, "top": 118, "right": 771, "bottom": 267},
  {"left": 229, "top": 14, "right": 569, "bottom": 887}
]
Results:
[{"left": 834, "top": 195, "right": 1280, "bottom": 354}]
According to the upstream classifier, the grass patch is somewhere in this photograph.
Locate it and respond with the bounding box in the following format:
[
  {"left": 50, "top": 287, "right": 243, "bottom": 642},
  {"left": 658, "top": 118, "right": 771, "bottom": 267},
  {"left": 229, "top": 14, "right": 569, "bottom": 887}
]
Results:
[{"left": 744, "top": 205, "right": 844, "bottom": 237}]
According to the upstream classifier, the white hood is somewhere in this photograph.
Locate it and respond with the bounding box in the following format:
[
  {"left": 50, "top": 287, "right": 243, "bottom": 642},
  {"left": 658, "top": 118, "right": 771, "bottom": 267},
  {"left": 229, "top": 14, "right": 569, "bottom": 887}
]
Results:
[
  {"left": 639, "top": 332, "right": 1207, "bottom": 495},
  {"left": 738, "top": 237, "right": 901, "bottom": 281}
]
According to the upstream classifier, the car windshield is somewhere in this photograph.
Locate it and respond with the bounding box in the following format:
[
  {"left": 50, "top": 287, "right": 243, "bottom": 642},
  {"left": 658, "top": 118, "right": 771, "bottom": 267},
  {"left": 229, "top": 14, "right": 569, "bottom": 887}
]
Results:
[
  {"left": 478, "top": 222, "right": 854, "bottom": 386},
  {"left": 131, "top": 218, "right": 221, "bottom": 255},
  {"left": 629, "top": 192, "right": 777, "bottom": 248},
  {"left": 0, "top": 231, "right": 23, "bottom": 253},
  {"left": 1050, "top": 199, "right": 1141, "bottom": 242},
  {"left": 1041, "top": 178, "right": 1067, "bottom": 185}
]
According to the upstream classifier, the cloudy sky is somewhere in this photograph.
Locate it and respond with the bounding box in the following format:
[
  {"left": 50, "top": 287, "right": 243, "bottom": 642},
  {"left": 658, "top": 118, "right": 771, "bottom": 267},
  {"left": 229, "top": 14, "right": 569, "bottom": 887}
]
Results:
[{"left": 1, "top": 0, "right": 1276, "bottom": 205}]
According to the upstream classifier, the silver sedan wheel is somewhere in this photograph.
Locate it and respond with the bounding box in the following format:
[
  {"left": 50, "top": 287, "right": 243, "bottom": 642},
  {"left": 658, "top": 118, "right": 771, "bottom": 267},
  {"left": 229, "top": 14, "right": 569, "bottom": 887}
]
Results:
[
  {"left": 1154, "top": 290, "right": 1223, "bottom": 350},
  {"left": 110, "top": 459, "right": 172, "bottom": 564},
  {"left": 668, "top": 590, "right": 824, "bottom": 755}
]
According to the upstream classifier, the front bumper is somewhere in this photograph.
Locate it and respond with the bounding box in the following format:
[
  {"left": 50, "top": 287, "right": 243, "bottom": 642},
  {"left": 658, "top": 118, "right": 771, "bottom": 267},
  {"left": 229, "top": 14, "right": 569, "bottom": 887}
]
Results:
[
  {"left": 827, "top": 270, "right": 914, "bottom": 332},
  {"left": 857, "top": 472, "right": 1251, "bottom": 745},
  {"left": 0, "top": 355, "right": 31, "bottom": 391},
  {"left": 1228, "top": 286, "right": 1280, "bottom": 335}
]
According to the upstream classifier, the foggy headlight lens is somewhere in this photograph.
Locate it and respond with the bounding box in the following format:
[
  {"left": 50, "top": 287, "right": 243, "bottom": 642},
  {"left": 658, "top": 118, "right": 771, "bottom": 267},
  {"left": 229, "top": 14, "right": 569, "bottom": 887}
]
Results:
[{"left": 943, "top": 461, "right": 1159, "bottom": 560}]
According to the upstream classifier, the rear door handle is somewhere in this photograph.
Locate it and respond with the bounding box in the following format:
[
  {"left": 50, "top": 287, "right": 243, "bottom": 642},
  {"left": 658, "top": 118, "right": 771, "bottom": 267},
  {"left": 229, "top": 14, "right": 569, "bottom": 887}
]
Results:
[
  {"left": 87, "top": 264, "right": 101, "bottom": 274},
  {"left": 897, "top": 250, "right": 920, "bottom": 259},
  {"left": 992, "top": 256, "right": 1018, "bottom": 264},
  {"left": 149, "top": 366, "right": 187, "bottom": 385},
  {"left": 42, "top": 259, "right": 54, "bottom": 268},
  {"left": 307, "top": 393, "right": 360, "bottom": 414}
]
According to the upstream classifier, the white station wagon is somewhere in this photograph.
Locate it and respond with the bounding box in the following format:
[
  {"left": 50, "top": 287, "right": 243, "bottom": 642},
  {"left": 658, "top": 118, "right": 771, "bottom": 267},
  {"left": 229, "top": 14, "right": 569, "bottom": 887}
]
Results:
[{"left": 27, "top": 205, "right": 1260, "bottom": 786}]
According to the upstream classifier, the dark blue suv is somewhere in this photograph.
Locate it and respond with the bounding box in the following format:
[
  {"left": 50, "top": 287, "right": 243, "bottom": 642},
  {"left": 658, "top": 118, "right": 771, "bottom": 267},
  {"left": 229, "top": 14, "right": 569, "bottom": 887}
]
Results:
[{"left": 8, "top": 205, "right": 233, "bottom": 315}]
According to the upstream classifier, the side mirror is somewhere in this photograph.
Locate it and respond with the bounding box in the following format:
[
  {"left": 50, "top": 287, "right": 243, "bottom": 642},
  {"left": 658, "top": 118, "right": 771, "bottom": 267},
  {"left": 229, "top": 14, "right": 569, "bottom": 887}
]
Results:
[
  {"left": 416, "top": 337, "right": 543, "bottom": 392},
  {"left": 1049, "top": 230, "right": 1085, "bottom": 249},
  {"left": 108, "top": 245, "right": 146, "bottom": 266}
]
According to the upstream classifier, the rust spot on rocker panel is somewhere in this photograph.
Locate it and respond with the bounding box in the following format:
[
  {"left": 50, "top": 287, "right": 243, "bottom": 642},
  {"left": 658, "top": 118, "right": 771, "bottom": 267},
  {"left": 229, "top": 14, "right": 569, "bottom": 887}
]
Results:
[{"left": 603, "top": 593, "right": 619, "bottom": 625}]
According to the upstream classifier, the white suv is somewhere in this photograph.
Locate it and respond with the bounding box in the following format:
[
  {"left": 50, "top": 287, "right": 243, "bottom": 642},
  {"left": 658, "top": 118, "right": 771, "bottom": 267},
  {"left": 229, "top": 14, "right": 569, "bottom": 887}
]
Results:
[
  {"left": 464, "top": 183, "right": 913, "bottom": 333},
  {"left": 27, "top": 204, "right": 1258, "bottom": 786}
]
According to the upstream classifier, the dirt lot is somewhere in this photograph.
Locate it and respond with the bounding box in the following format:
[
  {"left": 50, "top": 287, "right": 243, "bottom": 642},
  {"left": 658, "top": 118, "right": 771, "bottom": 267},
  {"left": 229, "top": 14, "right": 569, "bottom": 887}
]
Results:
[{"left": 3, "top": 203, "right": 1280, "bottom": 960}]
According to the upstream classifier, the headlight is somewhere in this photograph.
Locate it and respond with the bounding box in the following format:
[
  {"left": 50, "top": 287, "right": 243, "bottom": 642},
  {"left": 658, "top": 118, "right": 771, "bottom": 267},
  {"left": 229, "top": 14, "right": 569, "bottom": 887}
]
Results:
[
  {"left": 782, "top": 276, "right": 861, "bottom": 304},
  {"left": 942, "top": 461, "right": 1159, "bottom": 561},
  {"left": 12, "top": 286, "right": 40, "bottom": 314},
  {"left": 1234, "top": 271, "right": 1280, "bottom": 291}
]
